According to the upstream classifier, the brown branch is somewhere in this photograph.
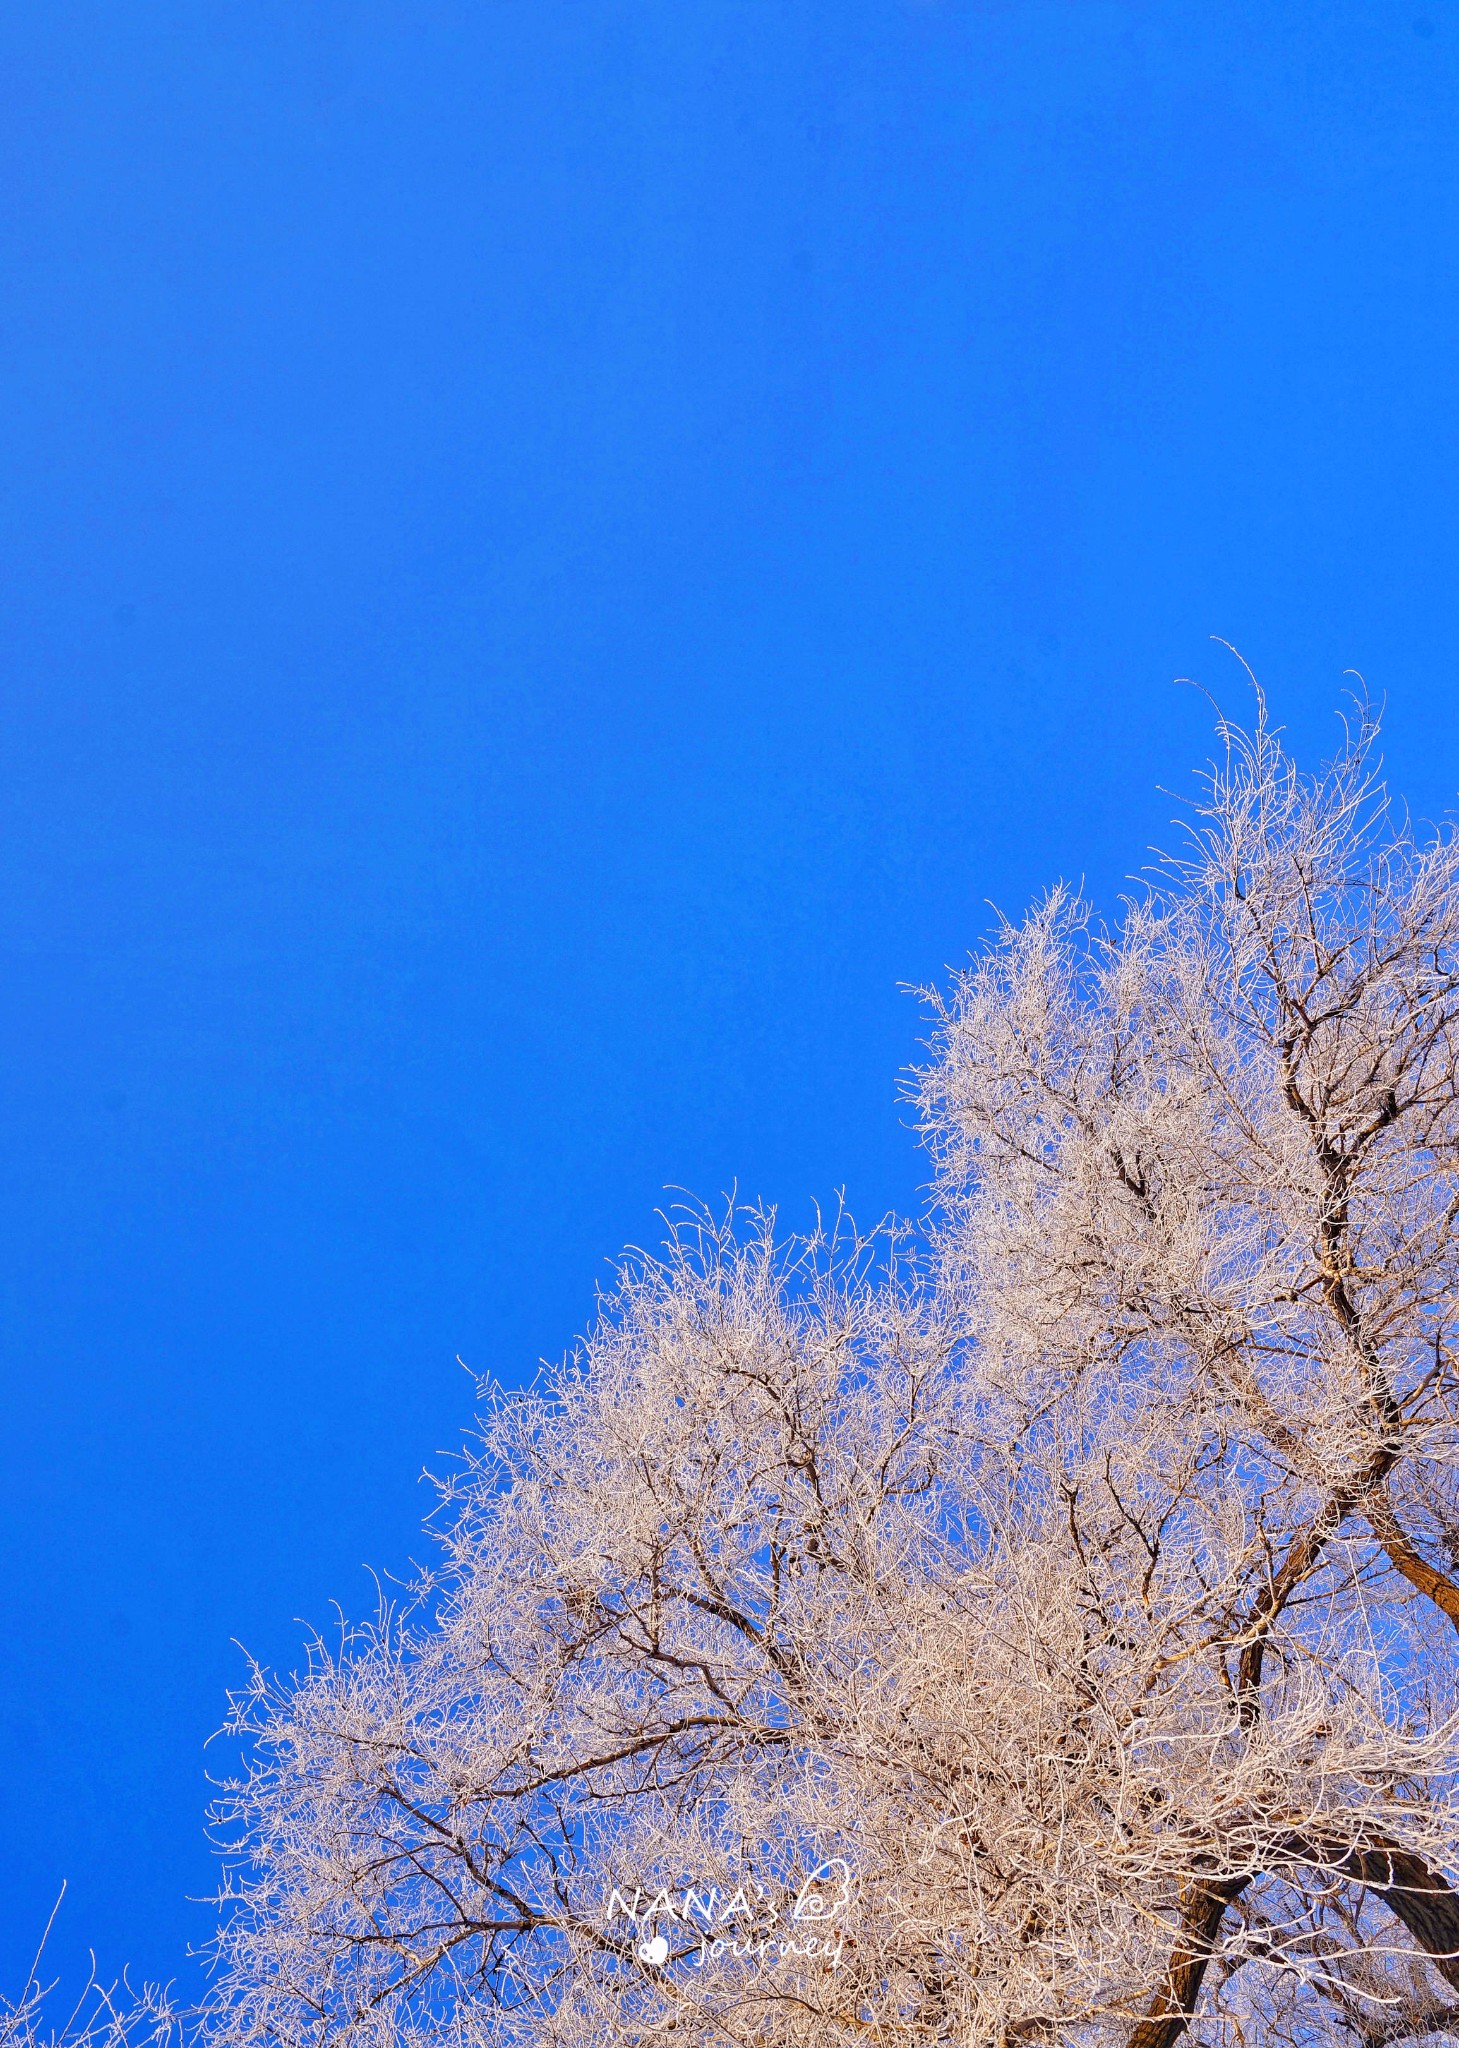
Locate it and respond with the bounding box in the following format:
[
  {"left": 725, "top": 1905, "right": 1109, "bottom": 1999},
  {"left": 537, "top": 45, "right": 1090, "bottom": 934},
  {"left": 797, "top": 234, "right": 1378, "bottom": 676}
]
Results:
[
  {"left": 1127, "top": 1838, "right": 1459, "bottom": 2048},
  {"left": 1234, "top": 1238, "right": 1404, "bottom": 1724},
  {"left": 1234, "top": 1444, "right": 1402, "bottom": 1728},
  {"left": 1126, "top": 1873, "right": 1252, "bottom": 2048},
  {"left": 1363, "top": 1489, "right": 1459, "bottom": 1640},
  {"left": 1322, "top": 1841, "right": 1459, "bottom": 1993}
]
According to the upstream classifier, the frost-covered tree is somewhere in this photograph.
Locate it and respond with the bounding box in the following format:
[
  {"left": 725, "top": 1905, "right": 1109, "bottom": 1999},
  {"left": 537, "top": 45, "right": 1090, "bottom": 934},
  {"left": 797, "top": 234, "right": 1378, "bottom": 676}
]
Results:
[
  {"left": 204, "top": 704, "right": 1459, "bottom": 2047},
  {"left": 0, "top": 1889, "right": 177, "bottom": 2048}
]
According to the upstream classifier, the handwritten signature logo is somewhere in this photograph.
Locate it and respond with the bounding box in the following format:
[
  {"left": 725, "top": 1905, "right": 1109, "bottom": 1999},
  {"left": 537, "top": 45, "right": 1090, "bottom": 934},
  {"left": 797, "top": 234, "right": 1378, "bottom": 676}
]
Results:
[{"left": 606, "top": 1856, "right": 855, "bottom": 1973}]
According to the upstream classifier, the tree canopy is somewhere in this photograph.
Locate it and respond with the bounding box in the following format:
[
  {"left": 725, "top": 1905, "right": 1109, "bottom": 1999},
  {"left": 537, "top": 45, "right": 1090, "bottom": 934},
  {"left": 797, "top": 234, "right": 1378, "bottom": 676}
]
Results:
[{"left": 199, "top": 704, "right": 1459, "bottom": 2046}]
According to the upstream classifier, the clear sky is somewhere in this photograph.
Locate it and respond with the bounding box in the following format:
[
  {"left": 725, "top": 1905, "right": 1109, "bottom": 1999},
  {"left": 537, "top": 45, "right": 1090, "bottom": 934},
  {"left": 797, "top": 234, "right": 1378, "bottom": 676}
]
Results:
[{"left": 3, "top": 0, "right": 1459, "bottom": 1999}]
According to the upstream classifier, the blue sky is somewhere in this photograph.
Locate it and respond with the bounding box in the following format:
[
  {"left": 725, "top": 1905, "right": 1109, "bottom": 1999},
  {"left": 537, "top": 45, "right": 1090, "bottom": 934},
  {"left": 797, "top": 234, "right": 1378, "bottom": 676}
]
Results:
[{"left": 3, "top": 0, "right": 1459, "bottom": 1997}]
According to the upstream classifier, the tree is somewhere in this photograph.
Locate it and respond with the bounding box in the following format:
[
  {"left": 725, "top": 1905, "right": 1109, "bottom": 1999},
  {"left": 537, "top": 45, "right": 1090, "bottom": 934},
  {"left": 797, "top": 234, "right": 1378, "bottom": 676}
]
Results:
[
  {"left": 204, "top": 703, "right": 1459, "bottom": 2047},
  {"left": 0, "top": 1887, "right": 177, "bottom": 2048}
]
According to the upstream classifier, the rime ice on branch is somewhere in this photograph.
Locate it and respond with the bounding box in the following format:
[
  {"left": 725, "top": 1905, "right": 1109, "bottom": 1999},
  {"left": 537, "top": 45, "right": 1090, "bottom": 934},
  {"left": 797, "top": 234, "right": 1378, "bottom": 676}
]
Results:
[{"left": 205, "top": 703, "right": 1459, "bottom": 2047}]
